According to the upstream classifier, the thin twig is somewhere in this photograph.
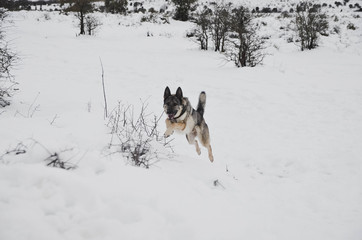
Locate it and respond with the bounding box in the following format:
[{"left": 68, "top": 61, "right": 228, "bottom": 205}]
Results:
[
  {"left": 27, "top": 92, "right": 40, "bottom": 117},
  {"left": 49, "top": 114, "right": 59, "bottom": 125},
  {"left": 99, "top": 57, "right": 108, "bottom": 119}
]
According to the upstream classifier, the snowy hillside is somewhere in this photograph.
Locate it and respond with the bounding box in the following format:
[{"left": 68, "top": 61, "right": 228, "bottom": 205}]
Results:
[{"left": 1, "top": 1, "right": 362, "bottom": 239}]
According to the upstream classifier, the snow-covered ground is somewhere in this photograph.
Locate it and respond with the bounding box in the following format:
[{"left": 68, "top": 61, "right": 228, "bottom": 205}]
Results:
[{"left": 1, "top": 1, "right": 362, "bottom": 239}]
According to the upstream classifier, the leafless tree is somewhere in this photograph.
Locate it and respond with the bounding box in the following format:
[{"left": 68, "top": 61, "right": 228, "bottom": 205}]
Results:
[
  {"left": 211, "top": 1, "right": 232, "bottom": 52},
  {"left": 85, "top": 15, "right": 102, "bottom": 35},
  {"left": 294, "top": 2, "right": 329, "bottom": 51},
  {"left": 63, "top": 0, "right": 94, "bottom": 35},
  {"left": 225, "top": 6, "right": 265, "bottom": 67},
  {"left": 194, "top": 6, "right": 212, "bottom": 50}
]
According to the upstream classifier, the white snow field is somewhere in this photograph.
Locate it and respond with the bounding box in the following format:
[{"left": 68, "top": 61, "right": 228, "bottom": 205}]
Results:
[{"left": 1, "top": 1, "right": 362, "bottom": 240}]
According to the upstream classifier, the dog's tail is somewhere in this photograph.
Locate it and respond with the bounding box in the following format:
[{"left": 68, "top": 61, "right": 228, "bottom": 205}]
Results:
[{"left": 196, "top": 91, "right": 206, "bottom": 117}]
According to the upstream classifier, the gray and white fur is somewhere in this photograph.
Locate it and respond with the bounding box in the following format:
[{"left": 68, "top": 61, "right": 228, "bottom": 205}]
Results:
[{"left": 163, "top": 87, "right": 214, "bottom": 162}]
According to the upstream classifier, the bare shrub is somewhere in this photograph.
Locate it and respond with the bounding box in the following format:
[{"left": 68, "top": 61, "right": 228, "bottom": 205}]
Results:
[
  {"left": 45, "top": 152, "right": 77, "bottom": 170},
  {"left": 107, "top": 102, "right": 174, "bottom": 168},
  {"left": 347, "top": 22, "right": 356, "bottom": 30},
  {"left": 14, "top": 92, "right": 40, "bottom": 118},
  {"left": 0, "top": 142, "right": 27, "bottom": 158},
  {"left": 140, "top": 13, "right": 158, "bottom": 23},
  {"left": 294, "top": 1, "right": 329, "bottom": 51},
  {"left": 0, "top": 9, "right": 18, "bottom": 108},
  {"left": 0, "top": 139, "right": 77, "bottom": 170},
  {"left": 43, "top": 13, "right": 51, "bottom": 20},
  {"left": 332, "top": 25, "right": 340, "bottom": 34}
]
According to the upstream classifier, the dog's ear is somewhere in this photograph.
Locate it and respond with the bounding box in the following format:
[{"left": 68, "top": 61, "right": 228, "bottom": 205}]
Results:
[
  {"left": 176, "top": 87, "right": 183, "bottom": 100},
  {"left": 164, "top": 86, "right": 171, "bottom": 100}
]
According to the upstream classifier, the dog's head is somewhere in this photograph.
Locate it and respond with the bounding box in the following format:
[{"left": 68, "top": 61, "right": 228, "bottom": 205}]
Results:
[{"left": 163, "top": 86, "right": 184, "bottom": 120}]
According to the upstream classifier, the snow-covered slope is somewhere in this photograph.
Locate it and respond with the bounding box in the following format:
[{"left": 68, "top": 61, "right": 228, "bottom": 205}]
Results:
[{"left": 1, "top": 3, "right": 362, "bottom": 239}]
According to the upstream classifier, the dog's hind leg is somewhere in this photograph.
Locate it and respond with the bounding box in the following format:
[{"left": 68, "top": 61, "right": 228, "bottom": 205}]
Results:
[
  {"left": 206, "top": 144, "right": 214, "bottom": 162},
  {"left": 186, "top": 132, "right": 201, "bottom": 155},
  {"left": 196, "top": 125, "right": 214, "bottom": 162}
]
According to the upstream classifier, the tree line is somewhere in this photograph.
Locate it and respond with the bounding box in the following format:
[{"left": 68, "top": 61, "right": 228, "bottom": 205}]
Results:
[{"left": 189, "top": 1, "right": 329, "bottom": 67}]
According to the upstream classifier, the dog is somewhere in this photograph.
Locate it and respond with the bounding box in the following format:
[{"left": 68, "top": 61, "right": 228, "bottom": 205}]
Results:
[{"left": 163, "top": 87, "right": 214, "bottom": 162}]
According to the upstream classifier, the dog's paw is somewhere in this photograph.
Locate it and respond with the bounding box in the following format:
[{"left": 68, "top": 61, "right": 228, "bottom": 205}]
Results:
[{"left": 164, "top": 130, "right": 173, "bottom": 138}]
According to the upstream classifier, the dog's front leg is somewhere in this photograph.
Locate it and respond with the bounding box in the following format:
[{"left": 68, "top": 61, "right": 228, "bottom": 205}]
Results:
[
  {"left": 164, "top": 119, "right": 186, "bottom": 138},
  {"left": 164, "top": 119, "right": 174, "bottom": 138}
]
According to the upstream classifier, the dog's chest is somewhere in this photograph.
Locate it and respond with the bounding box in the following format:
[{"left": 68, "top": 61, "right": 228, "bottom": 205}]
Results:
[{"left": 175, "top": 117, "right": 194, "bottom": 134}]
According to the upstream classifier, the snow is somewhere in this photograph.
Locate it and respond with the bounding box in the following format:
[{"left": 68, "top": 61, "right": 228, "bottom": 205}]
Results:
[{"left": 1, "top": 2, "right": 362, "bottom": 240}]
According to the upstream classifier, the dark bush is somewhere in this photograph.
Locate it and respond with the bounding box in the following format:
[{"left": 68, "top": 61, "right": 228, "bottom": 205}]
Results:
[
  {"left": 347, "top": 22, "right": 356, "bottom": 30},
  {"left": 261, "top": 7, "right": 271, "bottom": 13},
  {"left": 105, "top": 0, "right": 128, "bottom": 14},
  {"left": 335, "top": 1, "right": 342, "bottom": 7},
  {"left": 172, "top": 0, "right": 197, "bottom": 21},
  {"left": 148, "top": 7, "right": 156, "bottom": 13},
  {"left": 281, "top": 10, "right": 292, "bottom": 18}
]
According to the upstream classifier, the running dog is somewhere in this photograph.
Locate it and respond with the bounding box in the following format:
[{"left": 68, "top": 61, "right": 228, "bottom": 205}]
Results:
[{"left": 163, "top": 87, "right": 214, "bottom": 162}]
